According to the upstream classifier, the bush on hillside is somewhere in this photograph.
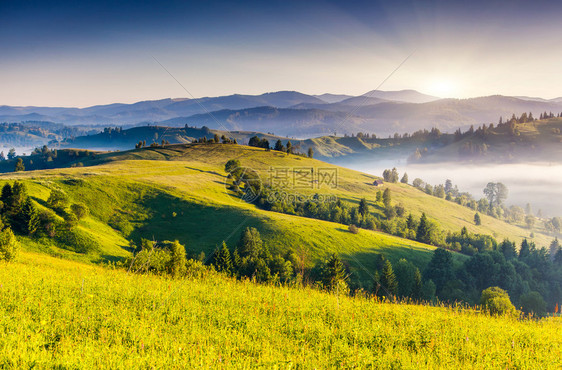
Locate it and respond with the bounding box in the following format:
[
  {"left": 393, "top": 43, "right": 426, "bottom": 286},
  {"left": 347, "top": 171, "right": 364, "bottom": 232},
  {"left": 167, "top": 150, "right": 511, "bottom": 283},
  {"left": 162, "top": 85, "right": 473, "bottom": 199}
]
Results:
[
  {"left": 0, "top": 227, "right": 19, "bottom": 262},
  {"left": 56, "top": 228, "right": 100, "bottom": 254},
  {"left": 126, "top": 244, "right": 171, "bottom": 275},
  {"left": 71, "top": 203, "right": 89, "bottom": 220},
  {"left": 168, "top": 240, "right": 187, "bottom": 278},
  {"left": 47, "top": 188, "right": 70, "bottom": 213},
  {"left": 480, "top": 287, "right": 517, "bottom": 316}
]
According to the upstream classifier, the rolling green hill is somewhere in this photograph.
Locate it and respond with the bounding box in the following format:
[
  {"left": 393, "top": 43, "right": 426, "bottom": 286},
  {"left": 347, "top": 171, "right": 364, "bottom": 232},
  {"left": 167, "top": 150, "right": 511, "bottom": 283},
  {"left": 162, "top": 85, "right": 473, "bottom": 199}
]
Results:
[
  {"left": 1, "top": 143, "right": 554, "bottom": 282},
  {"left": 1, "top": 146, "right": 441, "bottom": 284}
]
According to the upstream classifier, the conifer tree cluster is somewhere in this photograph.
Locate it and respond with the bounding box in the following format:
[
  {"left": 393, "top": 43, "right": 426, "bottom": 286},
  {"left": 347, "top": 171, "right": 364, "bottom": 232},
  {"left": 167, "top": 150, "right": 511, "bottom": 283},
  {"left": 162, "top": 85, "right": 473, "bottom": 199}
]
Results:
[{"left": 210, "top": 227, "right": 295, "bottom": 284}]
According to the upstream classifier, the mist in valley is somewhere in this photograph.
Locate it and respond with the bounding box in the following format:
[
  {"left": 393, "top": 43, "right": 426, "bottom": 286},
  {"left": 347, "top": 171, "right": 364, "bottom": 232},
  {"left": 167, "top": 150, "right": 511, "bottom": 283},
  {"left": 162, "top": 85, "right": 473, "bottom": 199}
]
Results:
[{"left": 341, "top": 159, "right": 562, "bottom": 218}]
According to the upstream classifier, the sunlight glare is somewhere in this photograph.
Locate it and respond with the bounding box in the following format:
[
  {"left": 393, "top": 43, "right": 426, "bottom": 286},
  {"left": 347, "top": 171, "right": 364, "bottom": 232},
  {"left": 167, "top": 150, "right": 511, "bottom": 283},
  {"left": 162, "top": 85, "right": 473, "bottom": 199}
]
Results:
[{"left": 427, "top": 78, "right": 458, "bottom": 98}]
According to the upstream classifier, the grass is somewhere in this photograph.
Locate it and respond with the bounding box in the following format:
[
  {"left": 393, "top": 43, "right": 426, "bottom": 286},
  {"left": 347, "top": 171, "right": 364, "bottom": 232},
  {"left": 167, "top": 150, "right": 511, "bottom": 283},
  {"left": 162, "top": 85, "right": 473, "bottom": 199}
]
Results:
[
  {"left": 93, "top": 143, "right": 555, "bottom": 246},
  {"left": 0, "top": 251, "right": 560, "bottom": 368},
  {"left": 0, "top": 143, "right": 552, "bottom": 279}
]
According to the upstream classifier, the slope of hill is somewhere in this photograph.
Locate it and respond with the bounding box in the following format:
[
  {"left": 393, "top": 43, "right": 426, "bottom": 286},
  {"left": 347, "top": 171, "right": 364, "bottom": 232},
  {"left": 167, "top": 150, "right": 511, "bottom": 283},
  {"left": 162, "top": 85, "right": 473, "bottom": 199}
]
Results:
[
  {"left": 1, "top": 250, "right": 560, "bottom": 368},
  {"left": 3, "top": 143, "right": 552, "bottom": 259},
  {"left": 1, "top": 144, "right": 445, "bottom": 282}
]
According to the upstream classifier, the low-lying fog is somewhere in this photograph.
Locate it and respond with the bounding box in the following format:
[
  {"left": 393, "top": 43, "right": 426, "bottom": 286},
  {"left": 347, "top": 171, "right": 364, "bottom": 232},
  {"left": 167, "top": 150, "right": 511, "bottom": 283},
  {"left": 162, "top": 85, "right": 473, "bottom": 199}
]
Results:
[{"left": 343, "top": 160, "right": 562, "bottom": 218}]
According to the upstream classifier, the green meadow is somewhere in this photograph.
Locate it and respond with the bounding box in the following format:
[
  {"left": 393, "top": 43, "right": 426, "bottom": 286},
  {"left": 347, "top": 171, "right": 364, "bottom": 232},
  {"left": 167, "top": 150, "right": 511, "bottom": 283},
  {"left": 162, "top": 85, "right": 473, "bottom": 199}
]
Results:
[{"left": 1, "top": 251, "right": 560, "bottom": 369}]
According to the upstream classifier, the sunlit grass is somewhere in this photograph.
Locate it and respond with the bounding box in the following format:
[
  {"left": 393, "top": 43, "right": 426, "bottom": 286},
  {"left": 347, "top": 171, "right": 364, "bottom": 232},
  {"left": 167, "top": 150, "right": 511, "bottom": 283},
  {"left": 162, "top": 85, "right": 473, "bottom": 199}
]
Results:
[{"left": 0, "top": 252, "right": 560, "bottom": 368}]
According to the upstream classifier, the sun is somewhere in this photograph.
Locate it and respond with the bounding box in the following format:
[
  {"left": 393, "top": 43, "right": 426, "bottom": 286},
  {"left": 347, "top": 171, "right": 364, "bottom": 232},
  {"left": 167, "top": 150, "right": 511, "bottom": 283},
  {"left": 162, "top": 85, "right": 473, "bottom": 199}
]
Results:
[{"left": 426, "top": 78, "right": 457, "bottom": 98}]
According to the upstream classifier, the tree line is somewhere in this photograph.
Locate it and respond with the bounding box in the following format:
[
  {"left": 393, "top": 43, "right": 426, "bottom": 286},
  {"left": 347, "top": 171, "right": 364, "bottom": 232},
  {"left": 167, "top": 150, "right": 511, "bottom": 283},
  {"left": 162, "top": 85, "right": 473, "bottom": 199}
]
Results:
[{"left": 123, "top": 223, "right": 562, "bottom": 316}]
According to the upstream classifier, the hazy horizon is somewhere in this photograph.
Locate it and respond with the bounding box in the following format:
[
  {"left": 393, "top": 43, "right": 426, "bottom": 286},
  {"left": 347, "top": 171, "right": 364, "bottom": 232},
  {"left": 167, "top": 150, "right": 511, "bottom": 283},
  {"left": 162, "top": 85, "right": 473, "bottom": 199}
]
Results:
[{"left": 5, "top": 89, "right": 562, "bottom": 110}]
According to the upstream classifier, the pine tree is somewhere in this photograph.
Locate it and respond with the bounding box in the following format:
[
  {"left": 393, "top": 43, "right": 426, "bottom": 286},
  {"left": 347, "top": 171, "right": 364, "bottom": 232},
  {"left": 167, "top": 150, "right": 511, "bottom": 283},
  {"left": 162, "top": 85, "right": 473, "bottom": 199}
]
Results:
[
  {"left": 382, "top": 188, "right": 391, "bottom": 208},
  {"left": 519, "top": 239, "right": 531, "bottom": 259},
  {"left": 168, "top": 240, "right": 187, "bottom": 278},
  {"left": 372, "top": 271, "right": 381, "bottom": 296},
  {"left": 19, "top": 198, "right": 39, "bottom": 235},
  {"left": 424, "top": 248, "right": 454, "bottom": 293},
  {"left": 307, "top": 147, "right": 314, "bottom": 158},
  {"left": 412, "top": 268, "right": 423, "bottom": 301},
  {"left": 286, "top": 141, "right": 292, "bottom": 154},
  {"left": 406, "top": 213, "right": 416, "bottom": 230},
  {"left": 274, "top": 139, "right": 284, "bottom": 152},
  {"left": 499, "top": 239, "right": 517, "bottom": 260},
  {"left": 390, "top": 168, "right": 399, "bottom": 183},
  {"left": 549, "top": 238, "right": 561, "bottom": 261},
  {"left": 321, "top": 254, "right": 348, "bottom": 292},
  {"left": 400, "top": 172, "right": 409, "bottom": 184},
  {"left": 379, "top": 260, "right": 397, "bottom": 298},
  {"left": 416, "top": 213, "right": 431, "bottom": 244},
  {"left": 213, "top": 242, "right": 233, "bottom": 274},
  {"left": 555, "top": 249, "right": 562, "bottom": 265},
  {"left": 1, "top": 183, "right": 12, "bottom": 209},
  {"left": 474, "top": 212, "right": 481, "bottom": 225},
  {"left": 232, "top": 249, "right": 242, "bottom": 272},
  {"left": 5, "top": 181, "right": 28, "bottom": 215},
  {"left": 382, "top": 169, "right": 391, "bottom": 182},
  {"left": 358, "top": 198, "right": 369, "bottom": 216}
]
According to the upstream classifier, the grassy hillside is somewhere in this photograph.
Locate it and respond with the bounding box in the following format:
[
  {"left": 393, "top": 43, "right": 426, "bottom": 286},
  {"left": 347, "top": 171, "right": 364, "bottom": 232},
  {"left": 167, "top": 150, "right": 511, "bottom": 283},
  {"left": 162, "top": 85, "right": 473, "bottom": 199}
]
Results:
[
  {"left": 0, "top": 143, "right": 553, "bottom": 278},
  {"left": 1, "top": 251, "right": 560, "bottom": 368},
  {"left": 1, "top": 145, "right": 443, "bottom": 284},
  {"left": 86, "top": 143, "right": 551, "bottom": 246}
]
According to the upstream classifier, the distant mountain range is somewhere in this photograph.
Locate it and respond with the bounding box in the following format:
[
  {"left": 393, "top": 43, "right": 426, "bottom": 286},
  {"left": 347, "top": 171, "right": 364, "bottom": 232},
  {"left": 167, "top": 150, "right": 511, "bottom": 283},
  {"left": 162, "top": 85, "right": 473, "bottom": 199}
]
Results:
[{"left": 2, "top": 90, "right": 562, "bottom": 138}]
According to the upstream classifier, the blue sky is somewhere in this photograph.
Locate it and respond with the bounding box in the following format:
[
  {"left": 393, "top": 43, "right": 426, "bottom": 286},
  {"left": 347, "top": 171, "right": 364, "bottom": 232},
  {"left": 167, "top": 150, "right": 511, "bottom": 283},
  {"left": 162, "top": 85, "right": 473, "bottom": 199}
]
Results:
[{"left": 2, "top": 0, "right": 562, "bottom": 106}]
